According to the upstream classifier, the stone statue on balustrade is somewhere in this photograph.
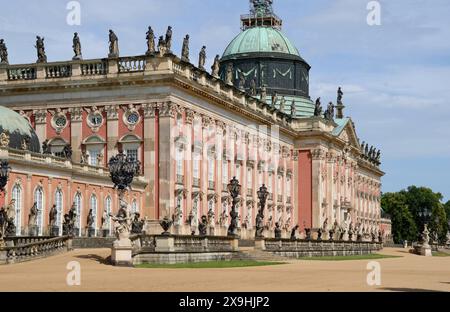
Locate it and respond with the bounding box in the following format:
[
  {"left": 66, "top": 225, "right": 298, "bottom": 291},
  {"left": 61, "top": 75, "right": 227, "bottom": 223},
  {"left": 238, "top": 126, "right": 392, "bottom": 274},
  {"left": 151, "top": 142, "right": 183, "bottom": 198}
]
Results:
[
  {"left": 304, "top": 227, "right": 312, "bottom": 241},
  {"left": 255, "top": 212, "right": 265, "bottom": 238},
  {"left": 131, "top": 213, "right": 145, "bottom": 234},
  {"left": 62, "top": 144, "right": 72, "bottom": 160},
  {"left": 159, "top": 216, "right": 173, "bottom": 236},
  {"left": 87, "top": 209, "right": 95, "bottom": 237},
  {"left": 198, "top": 46, "right": 206, "bottom": 71},
  {"left": 165, "top": 26, "right": 173, "bottom": 52},
  {"left": 28, "top": 202, "right": 38, "bottom": 236},
  {"left": 0, "top": 39, "right": 9, "bottom": 64},
  {"left": 371, "top": 229, "right": 377, "bottom": 242},
  {"left": 0, "top": 206, "right": 7, "bottom": 241},
  {"left": 348, "top": 222, "right": 354, "bottom": 241},
  {"left": 97, "top": 153, "right": 104, "bottom": 167},
  {"left": 314, "top": 98, "right": 323, "bottom": 117},
  {"left": 198, "top": 216, "right": 208, "bottom": 237},
  {"left": 181, "top": 35, "right": 190, "bottom": 62},
  {"left": 290, "top": 225, "right": 299, "bottom": 240},
  {"left": 80, "top": 152, "right": 88, "bottom": 164},
  {"left": 108, "top": 30, "right": 119, "bottom": 58},
  {"left": 225, "top": 63, "right": 234, "bottom": 86},
  {"left": 317, "top": 228, "right": 323, "bottom": 241},
  {"left": 260, "top": 85, "right": 267, "bottom": 102},
  {"left": 279, "top": 96, "right": 286, "bottom": 113},
  {"left": 72, "top": 32, "right": 82, "bottom": 60},
  {"left": 42, "top": 140, "right": 51, "bottom": 155},
  {"left": 158, "top": 36, "right": 168, "bottom": 57},
  {"left": 249, "top": 78, "right": 257, "bottom": 96},
  {"left": 207, "top": 208, "right": 215, "bottom": 227},
  {"left": 146, "top": 26, "right": 156, "bottom": 56},
  {"left": 211, "top": 55, "right": 220, "bottom": 78},
  {"left": 109, "top": 201, "right": 133, "bottom": 242},
  {"left": 172, "top": 206, "right": 183, "bottom": 227},
  {"left": 274, "top": 222, "right": 282, "bottom": 239},
  {"left": 3, "top": 199, "right": 16, "bottom": 237},
  {"left": 238, "top": 72, "right": 246, "bottom": 91},
  {"left": 290, "top": 101, "right": 297, "bottom": 118},
  {"left": 49, "top": 204, "right": 58, "bottom": 236},
  {"left": 35, "top": 36, "right": 47, "bottom": 63}
]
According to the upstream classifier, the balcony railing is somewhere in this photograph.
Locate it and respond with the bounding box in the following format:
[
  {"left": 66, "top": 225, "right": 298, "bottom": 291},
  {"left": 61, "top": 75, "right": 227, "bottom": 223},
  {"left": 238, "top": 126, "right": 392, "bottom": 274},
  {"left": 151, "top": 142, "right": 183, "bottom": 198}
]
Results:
[
  {"left": 81, "top": 60, "right": 108, "bottom": 76},
  {"left": 118, "top": 56, "right": 146, "bottom": 73},
  {"left": 7, "top": 66, "right": 36, "bottom": 80},
  {"left": 45, "top": 64, "right": 72, "bottom": 78}
]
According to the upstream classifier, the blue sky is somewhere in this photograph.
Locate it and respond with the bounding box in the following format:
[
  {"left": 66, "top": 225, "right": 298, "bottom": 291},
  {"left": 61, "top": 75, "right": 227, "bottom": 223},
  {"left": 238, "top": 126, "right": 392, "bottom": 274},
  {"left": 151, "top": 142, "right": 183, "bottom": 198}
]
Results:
[{"left": 1, "top": 0, "right": 449, "bottom": 201}]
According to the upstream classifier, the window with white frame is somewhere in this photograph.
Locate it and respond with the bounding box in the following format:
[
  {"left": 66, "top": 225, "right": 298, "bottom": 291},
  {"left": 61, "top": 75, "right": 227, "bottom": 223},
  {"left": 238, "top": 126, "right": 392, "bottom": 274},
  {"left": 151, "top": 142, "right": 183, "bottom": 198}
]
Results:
[
  {"left": 12, "top": 185, "right": 22, "bottom": 236},
  {"left": 105, "top": 196, "right": 112, "bottom": 235},
  {"left": 267, "top": 174, "right": 273, "bottom": 194},
  {"left": 74, "top": 193, "right": 82, "bottom": 236},
  {"left": 132, "top": 199, "right": 139, "bottom": 215},
  {"left": 258, "top": 170, "right": 263, "bottom": 187},
  {"left": 208, "top": 158, "right": 215, "bottom": 182},
  {"left": 247, "top": 168, "right": 253, "bottom": 188},
  {"left": 222, "top": 161, "right": 228, "bottom": 184},
  {"left": 55, "top": 189, "right": 63, "bottom": 235},
  {"left": 90, "top": 195, "right": 98, "bottom": 234},
  {"left": 89, "top": 149, "right": 100, "bottom": 166},
  {"left": 277, "top": 176, "right": 282, "bottom": 194},
  {"left": 193, "top": 155, "right": 200, "bottom": 180},
  {"left": 120, "top": 135, "right": 142, "bottom": 163},
  {"left": 236, "top": 164, "right": 241, "bottom": 181},
  {"left": 126, "top": 149, "right": 138, "bottom": 162},
  {"left": 34, "top": 187, "right": 44, "bottom": 236},
  {"left": 286, "top": 177, "right": 291, "bottom": 197}
]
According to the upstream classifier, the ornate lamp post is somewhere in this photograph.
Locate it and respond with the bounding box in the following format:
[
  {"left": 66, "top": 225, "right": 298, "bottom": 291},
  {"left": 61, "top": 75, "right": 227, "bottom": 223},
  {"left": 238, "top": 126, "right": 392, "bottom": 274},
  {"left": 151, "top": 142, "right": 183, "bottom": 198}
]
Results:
[
  {"left": 255, "top": 184, "right": 268, "bottom": 238},
  {"left": 0, "top": 160, "right": 11, "bottom": 247},
  {"left": 108, "top": 152, "right": 140, "bottom": 266},
  {"left": 227, "top": 177, "right": 241, "bottom": 237}
]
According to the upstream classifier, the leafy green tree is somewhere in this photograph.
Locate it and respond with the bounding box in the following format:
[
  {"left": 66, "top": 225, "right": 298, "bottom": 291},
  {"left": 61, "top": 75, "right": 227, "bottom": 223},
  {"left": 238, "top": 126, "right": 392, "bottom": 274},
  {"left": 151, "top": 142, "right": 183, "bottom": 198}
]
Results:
[
  {"left": 400, "top": 186, "right": 448, "bottom": 242},
  {"left": 381, "top": 192, "right": 417, "bottom": 243}
]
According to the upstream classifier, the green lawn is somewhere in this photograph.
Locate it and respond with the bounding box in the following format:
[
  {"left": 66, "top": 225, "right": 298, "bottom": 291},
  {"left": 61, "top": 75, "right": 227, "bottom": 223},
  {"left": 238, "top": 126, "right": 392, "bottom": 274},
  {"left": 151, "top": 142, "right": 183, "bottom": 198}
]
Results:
[
  {"left": 432, "top": 251, "right": 450, "bottom": 257},
  {"left": 298, "top": 254, "right": 402, "bottom": 261},
  {"left": 136, "top": 260, "right": 286, "bottom": 269}
]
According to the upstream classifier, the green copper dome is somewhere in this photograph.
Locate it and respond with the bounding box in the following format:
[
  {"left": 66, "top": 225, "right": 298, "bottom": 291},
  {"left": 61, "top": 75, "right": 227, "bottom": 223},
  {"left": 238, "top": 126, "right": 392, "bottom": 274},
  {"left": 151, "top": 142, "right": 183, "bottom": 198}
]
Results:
[
  {"left": 0, "top": 106, "right": 40, "bottom": 153},
  {"left": 222, "top": 27, "right": 300, "bottom": 58}
]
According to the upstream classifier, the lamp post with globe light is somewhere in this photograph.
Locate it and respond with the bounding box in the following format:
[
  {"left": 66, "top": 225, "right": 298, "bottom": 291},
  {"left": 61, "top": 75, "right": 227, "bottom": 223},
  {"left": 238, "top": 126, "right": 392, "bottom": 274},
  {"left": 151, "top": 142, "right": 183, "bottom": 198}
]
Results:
[{"left": 0, "top": 160, "right": 11, "bottom": 247}]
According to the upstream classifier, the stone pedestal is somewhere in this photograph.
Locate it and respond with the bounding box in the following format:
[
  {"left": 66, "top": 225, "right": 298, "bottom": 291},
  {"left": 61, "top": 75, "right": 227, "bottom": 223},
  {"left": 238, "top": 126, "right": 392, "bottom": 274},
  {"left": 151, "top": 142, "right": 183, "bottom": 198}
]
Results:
[
  {"left": 111, "top": 239, "right": 133, "bottom": 267},
  {"left": 87, "top": 228, "right": 96, "bottom": 237},
  {"left": 420, "top": 244, "right": 432, "bottom": 257},
  {"left": 28, "top": 226, "right": 38, "bottom": 237},
  {"left": 230, "top": 238, "right": 239, "bottom": 252},
  {"left": 254, "top": 238, "right": 266, "bottom": 251},
  {"left": 102, "top": 229, "right": 110, "bottom": 238},
  {"left": 155, "top": 236, "right": 175, "bottom": 252},
  {"left": 50, "top": 226, "right": 60, "bottom": 237}
]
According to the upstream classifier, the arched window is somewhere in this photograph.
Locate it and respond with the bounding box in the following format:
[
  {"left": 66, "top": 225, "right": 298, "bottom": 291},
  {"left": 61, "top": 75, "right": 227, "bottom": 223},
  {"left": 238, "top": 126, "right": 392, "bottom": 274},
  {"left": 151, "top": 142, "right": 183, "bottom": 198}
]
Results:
[
  {"left": 34, "top": 187, "right": 44, "bottom": 236},
  {"left": 12, "top": 185, "right": 22, "bottom": 236},
  {"left": 73, "top": 193, "right": 82, "bottom": 237},
  {"left": 131, "top": 199, "right": 139, "bottom": 215},
  {"left": 48, "top": 138, "right": 69, "bottom": 158},
  {"left": 55, "top": 189, "right": 63, "bottom": 236},
  {"left": 105, "top": 196, "right": 112, "bottom": 235},
  {"left": 90, "top": 194, "right": 98, "bottom": 235}
]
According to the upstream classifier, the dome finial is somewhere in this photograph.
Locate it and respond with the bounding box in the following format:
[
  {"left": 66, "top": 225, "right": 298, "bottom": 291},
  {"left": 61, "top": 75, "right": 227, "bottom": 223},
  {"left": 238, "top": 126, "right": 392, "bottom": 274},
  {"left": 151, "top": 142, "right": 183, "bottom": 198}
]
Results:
[{"left": 242, "top": 0, "right": 282, "bottom": 30}]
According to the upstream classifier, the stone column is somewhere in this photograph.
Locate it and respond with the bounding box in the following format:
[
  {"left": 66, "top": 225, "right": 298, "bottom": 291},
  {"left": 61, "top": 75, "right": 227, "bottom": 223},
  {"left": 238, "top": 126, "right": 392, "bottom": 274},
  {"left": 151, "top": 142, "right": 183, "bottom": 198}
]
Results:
[
  {"left": 142, "top": 103, "right": 157, "bottom": 219},
  {"left": 158, "top": 102, "right": 177, "bottom": 219},
  {"left": 69, "top": 108, "right": 83, "bottom": 164},
  {"left": 33, "top": 109, "right": 47, "bottom": 151},
  {"left": 201, "top": 115, "right": 211, "bottom": 217},
  {"left": 184, "top": 109, "right": 195, "bottom": 226}
]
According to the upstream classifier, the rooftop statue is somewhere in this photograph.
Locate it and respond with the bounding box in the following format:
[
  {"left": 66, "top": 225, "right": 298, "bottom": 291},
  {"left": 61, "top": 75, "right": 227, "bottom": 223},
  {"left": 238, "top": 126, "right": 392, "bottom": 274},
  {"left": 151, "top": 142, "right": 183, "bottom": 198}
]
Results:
[
  {"left": 238, "top": 71, "right": 246, "bottom": 90},
  {"left": 165, "top": 26, "right": 173, "bottom": 52},
  {"left": 108, "top": 30, "right": 119, "bottom": 58},
  {"left": 198, "top": 46, "right": 206, "bottom": 71},
  {"left": 0, "top": 39, "right": 9, "bottom": 64},
  {"left": 225, "top": 63, "right": 234, "bottom": 86},
  {"left": 158, "top": 36, "right": 167, "bottom": 56},
  {"left": 35, "top": 36, "right": 47, "bottom": 63},
  {"left": 72, "top": 32, "right": 82, "bottom": 60},
  {"left": 279, "top": 96, "right": 286, "bottom": 113},
  {"left": 260, "top": 85, "right": 267, "bottom": 102},
  {"left": 337, "top": 87, "right": 344, "bottom": 105},
  {"left": 146, "top": 26, "right": 156, "bottom": 55},
  {"left": 290, "top": 100, "right": 297, "bottom": 117},
  {"left": 249, "top": 78, "right": 257, "bottom": 96},
  {"left": 211, "top": 54, "right": 220, "bottom": 78},
  {"left": 181, "top": 35, "right": 190, "bottom": 62},
  {"left": 314, "top": 97, "right": 323, "bottom": 117}
]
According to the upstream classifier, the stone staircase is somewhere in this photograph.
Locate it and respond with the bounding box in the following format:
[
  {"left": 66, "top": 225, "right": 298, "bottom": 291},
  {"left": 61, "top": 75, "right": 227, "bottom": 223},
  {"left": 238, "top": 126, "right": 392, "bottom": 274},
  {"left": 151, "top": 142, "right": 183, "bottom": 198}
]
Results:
[{"left": 233, "top": 247, "right": 289, "bottom": 262}]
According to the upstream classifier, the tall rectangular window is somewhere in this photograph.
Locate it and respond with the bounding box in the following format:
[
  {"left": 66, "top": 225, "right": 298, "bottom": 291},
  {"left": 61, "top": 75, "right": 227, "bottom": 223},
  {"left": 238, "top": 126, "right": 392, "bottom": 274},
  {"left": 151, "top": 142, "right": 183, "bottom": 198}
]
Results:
[
  {"left": 208, "top": 158, "right": 215, "bottom": 182},
  {"left": 176, "top": 149, "right": 184, "bottom": 176},
  {"left": 247, "top": 168, "right": 253, "bottom": 188},
  {"left": 89, "top": 150, "right": 99, "bottom": 166},
  {"left": 222, "top": 161, "right": 228, "bottom": 184},
  {"left": 193, "top": 156, "right": 200, "bottom": 179},
  {"left": 126, "top": 149, "right": 138, "bottom": 162}
]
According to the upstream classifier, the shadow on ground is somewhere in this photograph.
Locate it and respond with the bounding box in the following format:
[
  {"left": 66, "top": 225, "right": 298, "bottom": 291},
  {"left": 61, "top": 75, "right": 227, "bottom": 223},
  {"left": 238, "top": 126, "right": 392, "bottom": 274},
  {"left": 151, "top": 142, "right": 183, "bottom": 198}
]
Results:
[
  {"left": 380, "top": 287, "right": 444, "bottom": 292},
  {"left": 75, "top": 254, "right": 111, "bottom": 265}
]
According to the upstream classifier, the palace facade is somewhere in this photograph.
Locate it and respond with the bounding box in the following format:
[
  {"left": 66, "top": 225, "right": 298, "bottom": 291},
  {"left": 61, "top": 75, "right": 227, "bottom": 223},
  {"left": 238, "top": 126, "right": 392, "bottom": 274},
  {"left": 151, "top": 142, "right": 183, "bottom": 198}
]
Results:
[{"left": 0, "top": 1, "right": 387, "bottom": 239}]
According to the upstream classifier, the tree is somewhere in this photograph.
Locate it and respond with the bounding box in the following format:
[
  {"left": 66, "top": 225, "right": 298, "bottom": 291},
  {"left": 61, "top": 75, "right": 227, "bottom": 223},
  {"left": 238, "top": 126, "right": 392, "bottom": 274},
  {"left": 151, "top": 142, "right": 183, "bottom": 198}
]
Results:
[
  {"left": 400, "top": 186, "right": 448, "bottom": 242},
  {"left": 381, "top": 192, "right": 417, "bottom": 244}
]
